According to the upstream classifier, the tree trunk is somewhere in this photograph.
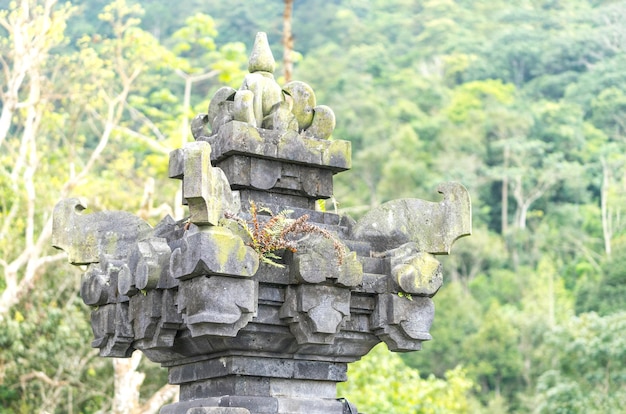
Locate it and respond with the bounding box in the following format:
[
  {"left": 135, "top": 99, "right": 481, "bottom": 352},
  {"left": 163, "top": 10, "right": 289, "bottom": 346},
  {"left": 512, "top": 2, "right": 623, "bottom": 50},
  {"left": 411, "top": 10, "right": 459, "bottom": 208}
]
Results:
[
  {"left": 518, "top": 202, "right": 529, "bottom": 230},
  {"left": 601, "top": 157, "right": 612, "bottom": 256},
  {"left": 112, "top": 354, "right": 145, "bottom": 414},
  {"left": 112, "top": 353, "right": 179, "bottom": 414},
  {"left": 283, "top": 0, "right": 294, "bottom": 82},
  {"left": 501, "top": 144, "right": 509, "bottom": 234}
]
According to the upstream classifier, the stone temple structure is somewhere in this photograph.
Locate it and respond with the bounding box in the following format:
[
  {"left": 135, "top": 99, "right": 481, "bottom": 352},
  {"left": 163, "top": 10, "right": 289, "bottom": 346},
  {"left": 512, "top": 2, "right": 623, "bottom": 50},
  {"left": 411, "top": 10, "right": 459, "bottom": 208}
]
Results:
[{"left": 52, "top": 33, "right": 471, "bottom": 414}]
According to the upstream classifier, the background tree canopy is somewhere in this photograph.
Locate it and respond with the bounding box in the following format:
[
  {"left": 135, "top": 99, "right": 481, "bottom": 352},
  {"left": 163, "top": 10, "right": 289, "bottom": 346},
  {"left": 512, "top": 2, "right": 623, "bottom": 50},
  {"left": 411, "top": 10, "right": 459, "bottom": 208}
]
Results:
[{"left": 2, "top": 0, "right": 626, "bottom": 412}]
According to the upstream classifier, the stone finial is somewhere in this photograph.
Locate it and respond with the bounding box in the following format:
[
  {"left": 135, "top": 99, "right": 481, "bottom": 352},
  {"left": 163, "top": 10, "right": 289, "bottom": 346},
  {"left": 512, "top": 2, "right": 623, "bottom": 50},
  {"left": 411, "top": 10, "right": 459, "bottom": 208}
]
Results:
[
  {"left": 248, "top": 32, "right": 275, "bottom": 73},
  {"left": 200, "top": 32, "right": 337, "bottom": 141}
]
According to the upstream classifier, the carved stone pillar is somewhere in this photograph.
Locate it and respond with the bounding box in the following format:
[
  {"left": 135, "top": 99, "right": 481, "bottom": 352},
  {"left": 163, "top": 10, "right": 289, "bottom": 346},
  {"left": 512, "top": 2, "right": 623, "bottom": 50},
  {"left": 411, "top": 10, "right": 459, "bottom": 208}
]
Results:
[{"left": 52, "top": 32, "right": 471, "bottom": 414}]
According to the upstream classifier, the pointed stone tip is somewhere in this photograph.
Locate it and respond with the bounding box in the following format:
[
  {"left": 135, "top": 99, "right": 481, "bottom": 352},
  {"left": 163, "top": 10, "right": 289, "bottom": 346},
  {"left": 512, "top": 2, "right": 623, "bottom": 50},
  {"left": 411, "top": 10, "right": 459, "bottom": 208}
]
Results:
[{"left": 248, "top": 32, "right": 275, "bottom": 73}]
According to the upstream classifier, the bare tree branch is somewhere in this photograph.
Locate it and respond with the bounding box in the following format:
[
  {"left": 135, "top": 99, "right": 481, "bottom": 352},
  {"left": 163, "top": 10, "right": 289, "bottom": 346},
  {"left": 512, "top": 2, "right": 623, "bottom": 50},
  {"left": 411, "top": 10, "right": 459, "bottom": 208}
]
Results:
[
  {"left": 20, "top": 371, "right": 69, "bottom": 389},
  {"left": 126, "top": 105, "right": 168, "bottom": 142},
  {"left": 115, "top": 125, "right": 171, "bottom": 154},
  {"left": 0, "top": 1, "right": 147, "bottom": 318},
  {"left": 175, "top": 69, "right": 219, "bottom": 145}
]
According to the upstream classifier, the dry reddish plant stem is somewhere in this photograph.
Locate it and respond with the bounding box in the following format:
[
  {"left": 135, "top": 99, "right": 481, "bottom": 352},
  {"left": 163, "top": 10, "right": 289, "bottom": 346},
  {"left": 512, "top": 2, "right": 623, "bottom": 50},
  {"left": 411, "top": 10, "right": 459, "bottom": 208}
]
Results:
[{"left": 229, "top": 201, "right": 345, "bottom": 266}]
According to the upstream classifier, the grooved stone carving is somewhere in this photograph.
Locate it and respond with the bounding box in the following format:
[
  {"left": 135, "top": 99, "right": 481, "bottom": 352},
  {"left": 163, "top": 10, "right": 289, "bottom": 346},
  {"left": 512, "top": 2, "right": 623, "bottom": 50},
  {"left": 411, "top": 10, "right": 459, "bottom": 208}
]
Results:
[{"left": 280, "top": 285, "right": 351, "bottom": 345}]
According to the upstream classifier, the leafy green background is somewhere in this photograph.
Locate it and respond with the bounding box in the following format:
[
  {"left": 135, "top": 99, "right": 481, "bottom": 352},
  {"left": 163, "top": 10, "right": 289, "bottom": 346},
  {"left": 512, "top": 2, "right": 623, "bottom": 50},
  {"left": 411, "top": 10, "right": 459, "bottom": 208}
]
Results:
[{"left": 2, "top": 0, "right": 626, "bottom": 412}]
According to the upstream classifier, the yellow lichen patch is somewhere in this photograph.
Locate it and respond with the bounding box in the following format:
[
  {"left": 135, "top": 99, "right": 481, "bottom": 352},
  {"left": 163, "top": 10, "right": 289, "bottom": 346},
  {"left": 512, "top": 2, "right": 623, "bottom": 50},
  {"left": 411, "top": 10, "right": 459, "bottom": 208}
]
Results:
[
  {"left": 393, "top": 251, "right": 442, "bottom": 296},
  {"left": 323, "top": 140, "right": 352, "bottom": 169}
]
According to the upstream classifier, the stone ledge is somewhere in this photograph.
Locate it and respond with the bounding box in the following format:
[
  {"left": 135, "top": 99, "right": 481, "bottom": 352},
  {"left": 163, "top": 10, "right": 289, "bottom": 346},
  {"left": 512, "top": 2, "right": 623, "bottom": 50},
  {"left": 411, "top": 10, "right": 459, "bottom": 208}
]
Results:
[
  {"left": 168, "top": 356, "right": 348, "bottom": 384},
  {"left": 159, "top": 395, "right": 348, "bottom": 414},
  {"left": 205, "top": 121, "right": 351, "bottom": 172},
  {"left": 178, "top": 377, "right": 336, "bottom": 400}
]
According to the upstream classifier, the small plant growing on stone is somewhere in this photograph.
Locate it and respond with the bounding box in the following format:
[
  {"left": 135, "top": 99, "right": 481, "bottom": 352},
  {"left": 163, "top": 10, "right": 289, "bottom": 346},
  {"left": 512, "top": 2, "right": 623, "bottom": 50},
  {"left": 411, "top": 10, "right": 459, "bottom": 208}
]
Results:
[{"left": 228, "top": 201, "right": 345, "bottom": 267}]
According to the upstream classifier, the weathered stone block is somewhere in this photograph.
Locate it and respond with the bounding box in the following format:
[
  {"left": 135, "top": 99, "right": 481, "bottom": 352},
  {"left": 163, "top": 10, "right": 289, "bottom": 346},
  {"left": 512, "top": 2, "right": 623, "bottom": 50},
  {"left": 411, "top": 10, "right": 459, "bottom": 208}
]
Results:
[
  {"left": 269, "top": 379, "right": 336, "bottom": 398},
  {"left": 210, "top": 120, "right": 350, "bottom": 173},
  {"left": 129, "top": 289, "right": 162, "bottom": 341},
  {"left": 169, "top": 149, "right": 185, "bottom": 179},
  {"left": 80, "top": 264, "right": 111, "bottom": 306},
  {"left": 237, "top": 189, "right": 316, "bottom": 210},
  {"left": 290, "top": 236, "right": 362, "bottom": 287},
  {"left": 52, "top": 198, "right": 151, "bottom": 265},
  {"left": 186, "top": 408, "right": 251, "bottom": 414},
  {"left": 217, "top": 156, "right": 252, "bottom": 187},
  {"left": 322, "top": 140, "right": 351, "bottom": 170},
  {"left": 160, "top": 400, "right": 253, "bottom": 414},
  {"left": 304, "top": 105, "right": 336, "bottom": 140},
  {"left": 371, "top": 293, "right": 434, "bottom": 352},
  {"left": 168, "top": 357, "right": 347, "bottom": 384},
  {"left": 277, "top": 131, "right": 322, "bottom": 165},
  {"left": 280, "top": 285, "right": 351, "bottom": 344},
  {"left": 177, "top": 276, "right": 257, "bottom": 337},
  {"left": 352, "top": 182, "right": 471, "bottom": 253},
  {"left": 389, "top": 243, "right": 443, "bottom": 296},
  {"left": 182, "top": 141, "right": 232, "bottom": 226},
  {"left": 133, "top": 289, "right": 182, "bottom": 353},
  {"left": 250, "top": 158, "right": 281, "bottom": 190},
  {"left": 283, "top": 81, "right": 316, "bottom": 131},
  {"left": 210, "top": 121, "right": 272, "bottom": 160},
  {"left": 275, "top": 397, "right": 345, "bottom": 414},
  {"left": 300, "top": 168, "right": 333, "bottom": 198},
  {"left": 91, "top": 302, "right": 134, "bottom": 357},
  {"left": 207, "top": 86, "right": 236, "bottom": 134},
  {"left": 180, "top": 377, "right": 271, "bottom": 400},
  {"left": 170, "top": 227, "right": 259, "bottom": 280},
  {"left": 135, "top": 238, "right": 171, "bottom": 290}
]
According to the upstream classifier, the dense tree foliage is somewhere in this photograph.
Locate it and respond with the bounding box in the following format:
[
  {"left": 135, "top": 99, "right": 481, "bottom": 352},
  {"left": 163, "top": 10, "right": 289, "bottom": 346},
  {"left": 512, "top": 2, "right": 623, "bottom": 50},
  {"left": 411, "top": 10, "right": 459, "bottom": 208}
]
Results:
[
  {"left": 2, "top": 0, "right": 626, "bottom": 412},
  {"left": 337, "top": 343, "right": 480, "bottom": 413}
]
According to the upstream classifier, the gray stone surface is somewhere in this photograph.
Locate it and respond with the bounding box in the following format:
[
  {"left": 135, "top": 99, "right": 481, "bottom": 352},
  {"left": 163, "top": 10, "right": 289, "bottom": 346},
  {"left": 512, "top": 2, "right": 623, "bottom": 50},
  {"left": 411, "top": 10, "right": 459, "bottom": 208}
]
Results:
[
  {"left": 187, "top": 408, "right": 251, "bottom": 414},
  {"left": 204, "top": 121, "right": 351, "bottom": 172},
  {"left": 52, "top": 198, "right": 151, "bottom": 265},
  {"left": 371, "top": 293, "right": 435, "bottom": 352},
  {"left": 167, "top": 357, "right": 347, "bottom": 384},
  {"left": 352, "top": 181, "right": 472, "bottom": 254},
  {"left": 280, "top": 285, "right": 351, "bottom": 345},
  {"left": 160, "top": 396, "right": 349, "bottom": 414},
  {"left": 216, "top": 156, "right": 334, "bottom": 199},
  {"left": 304, "top": 105, "right": 336, "bottom": 140},
  {"left": 180, "top": 141, "right": 237, "bottom": 225},
  {"left": 282, "top": 81, "right": 315, "bottom": 131},
  {"left": 204, "top": 31, "right": 337, "bottom": 145},
  {"left": 206, "top": 86, "right": 236, "bottom": 136},
  {"left": 169, "top": 226, "right": 258, "bottom": 279},
  {"left": 389, "top": 242, "right": 443, "bottom": 296},
  {"left": 289, "top": 235, "right": 362, "bottom": 286},
  {"left": 51, "top": 32, "right": 472, "bottom": 414},
  {"left": 177, "top": 275, "right": 257, "bottom": 337}
]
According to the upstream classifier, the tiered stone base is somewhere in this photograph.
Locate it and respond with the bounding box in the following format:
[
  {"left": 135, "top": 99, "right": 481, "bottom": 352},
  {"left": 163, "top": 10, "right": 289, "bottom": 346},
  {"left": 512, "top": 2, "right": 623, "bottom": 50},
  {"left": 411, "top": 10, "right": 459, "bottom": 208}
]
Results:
[{"left": 160, "top": 357, "right": 351, "bottom": 414}]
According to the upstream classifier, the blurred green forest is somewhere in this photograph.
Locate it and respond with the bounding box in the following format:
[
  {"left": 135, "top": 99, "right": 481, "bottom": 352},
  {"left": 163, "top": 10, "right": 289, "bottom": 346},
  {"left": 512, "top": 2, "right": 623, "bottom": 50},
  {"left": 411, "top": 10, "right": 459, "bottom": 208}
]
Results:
[{"left": 2, "top": 0, "right": 626, "bottom": 412}]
